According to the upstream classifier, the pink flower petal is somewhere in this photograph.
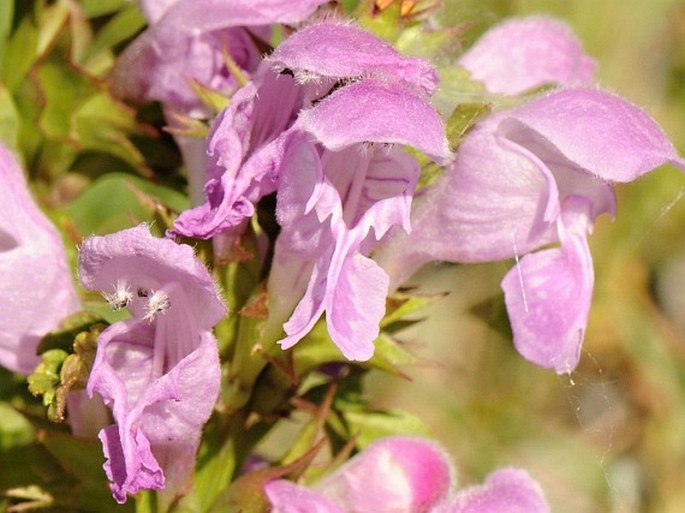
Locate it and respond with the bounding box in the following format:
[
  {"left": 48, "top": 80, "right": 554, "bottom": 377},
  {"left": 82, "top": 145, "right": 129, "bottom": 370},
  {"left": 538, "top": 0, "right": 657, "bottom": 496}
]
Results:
[
  {"left": 297, "top": 80, "right": 452, "bottom": 165},
  {"left": 265, "top": 480, "right": 345, "bottom": 513},
  {"left": 501, "top": 198, "right": 594, "bottom": 373},
  {"left": 443, "top": 468, "right": 549, "bottom": 513},
  {"left": 499, "top": 88, "right": 685, "bottom": 182},
  {"left": 0, "top": 144, "right": 80, "bottom": 374},
  {"left": 268, "top": 21, "right": 439, "bottom": 95},
  {"left": 376, "top": 127, "right": 559, "bottom": 289},
  {"left": 316, "top": 436, "right": 453, "bottom": 513}
]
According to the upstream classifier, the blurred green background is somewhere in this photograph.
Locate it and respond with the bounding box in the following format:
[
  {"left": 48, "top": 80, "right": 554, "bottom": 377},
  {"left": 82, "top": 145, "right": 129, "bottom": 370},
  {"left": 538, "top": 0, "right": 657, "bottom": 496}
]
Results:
[{"left": 369, "top": 1, "right": 685, "bottom": 513}]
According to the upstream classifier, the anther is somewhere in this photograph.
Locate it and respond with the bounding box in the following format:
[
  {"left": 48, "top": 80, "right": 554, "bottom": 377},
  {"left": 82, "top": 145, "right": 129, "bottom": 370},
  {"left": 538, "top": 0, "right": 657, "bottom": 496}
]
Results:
[
  {"left": 144, "top": 290, "right": 171, "bottom": 322},
  {"left": 102, "top": 280, "right": 133, "bottom": 311}
]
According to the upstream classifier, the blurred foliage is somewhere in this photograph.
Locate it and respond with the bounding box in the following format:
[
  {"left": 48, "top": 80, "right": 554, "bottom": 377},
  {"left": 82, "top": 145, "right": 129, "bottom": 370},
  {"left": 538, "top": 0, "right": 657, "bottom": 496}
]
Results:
[{"left": 1, "top": 1, "right": 685, "bottom": 513}]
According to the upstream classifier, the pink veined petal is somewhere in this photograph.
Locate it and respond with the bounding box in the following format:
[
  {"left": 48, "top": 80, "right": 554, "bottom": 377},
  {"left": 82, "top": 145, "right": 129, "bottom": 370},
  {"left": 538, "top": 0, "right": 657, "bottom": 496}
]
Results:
[
  {"left": 277, "top": 220, "right": 387, "bottom": 362},
  {"left": 501, "top": 198, "right": 594, "bottom": 374},
  {"left": 442, "top": 468, "right": 549, "bottom": 513},
  {"left": 321, "top": 145, "right": 419, "bottom": 240},
  {"left": 296, "top": 80, "right": 452, "bottom": 165},
  {"left": 278, "top": 243, "right": 337, "bottom": 354},
  {"left": 499, "top": 124, "right": 618, "bottom": 220},
  {"left": 89, "top": 320, "right": 221, "bottom": 503},
  {"left": 267, "top": 20, "right": 439, "bottom": 95},
  {"left": 265, "top": 238, "right": 318, "bottom": 344},
  {"left": 327, "top": 250, "right": 388, "bottom": 361},
  {"left": 275, "top": 134, "right": 330, "bottom": 256},
  {"left": 459, "top": 16, "right": 595, "bottom": 94},
  {"left": 171, "top": 72, "right": 303, "bottom": 240},
  {"left": 265, "top": 480, "right": 346, "bottom": 513},
  {"left": 498, "top": 88, "right": 685, "bottom": 182},
  {"left": 99, "top": 423, "right": 164, "bottom": 503},
  {"left": 0, "top": 144, "right": 80, "bottom": 374},
  {"left": 88, "top": 320, "right": 166, "bottom": 503},
  {"left": 375, "top": 126, "right": 559, "bottom": 290},
  {"left": 316, "top": 436, "right": 453, "bottom": 513}
]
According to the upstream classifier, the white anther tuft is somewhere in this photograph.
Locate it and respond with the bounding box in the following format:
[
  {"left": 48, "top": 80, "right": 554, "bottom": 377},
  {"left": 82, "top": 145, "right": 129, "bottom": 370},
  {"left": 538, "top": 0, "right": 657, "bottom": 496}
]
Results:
[
  {"left": 102, "top": 280, "right": 133, "bottom": 311},
  {"left": 144, "top": 290, "right": 171, "bottom": 322}
]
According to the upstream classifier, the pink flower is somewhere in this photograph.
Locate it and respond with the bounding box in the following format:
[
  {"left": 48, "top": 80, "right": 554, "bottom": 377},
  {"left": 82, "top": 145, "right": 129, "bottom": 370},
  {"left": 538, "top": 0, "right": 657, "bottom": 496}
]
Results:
[
  {"left": 79, "top": 225, "right": 226, "bottom": 503},
  {"left": 265, "top": 436, "right": 549, "bottom": 513},
  {"left": 377, "top": 88, "right": 685, "bottom": 373},
  {"left": 170, "top": 21, "right": 451, "bottom": 360},
  {"left": 0, "top": 143, "right": 80, "bottom": 374}
]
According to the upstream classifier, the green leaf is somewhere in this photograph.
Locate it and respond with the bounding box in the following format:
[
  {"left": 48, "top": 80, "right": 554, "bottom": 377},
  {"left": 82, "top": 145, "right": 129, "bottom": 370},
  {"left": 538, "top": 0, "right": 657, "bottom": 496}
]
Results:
[
  {"left": 81, "top": 0, "right": 129, "bottom": 18},
  {"left": 1, "top": 15, "right": 39, "bottom": 91},
  {"left": 356, "top": 0, "right": 403, "bottom": 43},
  {"left": 41, "top": 430, "right": 135, "bottom": 512},
  {"left": 0, "top": 0, "right": 14, "bottom": 66},
  {"left": 0, "top": 403, "right": 35, "bottom": 451},
  {"left": 73, "top": 93, "right": 148, "bottom": 172},
  {"left": 186, "top": 416, "right": 239, "bottom": 513},
  {"left": 84, "top": 4, "right": 146, "bottom": 64},
  {"left": 445, "top": 101, "right": 493, "bottom": 146},
  {"left": 381, "top": 291, "right": 447, "bottom": 329},
  {"left": 343, "top": 409, "right": 433, "bottom": 448},
  {"left": 432, "top": 65, "right": 489, "bottom": 117},
  {"left": 36, "top": 0, "right": 70, "bottom": 58},
  {"left": 395, "top": 24, "right": 463, "bottom": 60},
  {"left": 366, "top": 333, "right": 418, "bottom": 376},
  {"left": 64, "top": 172, "right": 189, "bottom": 235},
  {"left": 0, "top": 82, "right": 20, "bottom": 152},
  {"left": 37, "top": 60, "right": 94, "bottom": 139}
]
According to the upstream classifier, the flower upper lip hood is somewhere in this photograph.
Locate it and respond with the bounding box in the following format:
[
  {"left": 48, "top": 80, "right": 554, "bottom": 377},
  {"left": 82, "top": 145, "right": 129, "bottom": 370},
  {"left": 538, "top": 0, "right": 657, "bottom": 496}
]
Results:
[
  {"left": 0, "top": 143, "right": 80, "bottom": 375},
  {"left": 79, "top": 224, "right": 226, "bottom": 504},
  {"left": 266, "top": 20, "right": 440, "bottom": 96}
]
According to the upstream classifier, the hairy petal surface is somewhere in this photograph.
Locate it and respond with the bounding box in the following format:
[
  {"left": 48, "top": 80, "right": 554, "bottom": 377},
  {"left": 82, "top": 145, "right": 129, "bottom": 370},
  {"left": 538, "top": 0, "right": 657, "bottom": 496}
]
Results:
[
  {"left": 267, "top": 20, "right": 439, "bottom": 94},
  {"left": 440, "top": 468, "right": 549, "bottom": 513},
  {"left": 0, "top": 144, "right": 80, "bottom": 374},
  {"left": 459, "top": 16, "right": 595, "bottom": 94},
  {"left": 498, "top": 88, "right": 685, "bottom": 181},
  {"left": 296, "top": 80, "right": 452, "bottom": 165},
  {"left": 170, "top": 70, "right": 304, "bottom": 239}
]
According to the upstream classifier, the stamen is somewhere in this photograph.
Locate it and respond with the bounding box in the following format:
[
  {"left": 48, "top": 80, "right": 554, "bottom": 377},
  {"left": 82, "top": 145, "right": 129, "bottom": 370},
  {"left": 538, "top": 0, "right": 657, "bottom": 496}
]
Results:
[
  {"left": 102, "top": 280, "right": 133, "bottom": 311},
  {"left": 144, "top": 290, "right": 171, "bottom": 322}
]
